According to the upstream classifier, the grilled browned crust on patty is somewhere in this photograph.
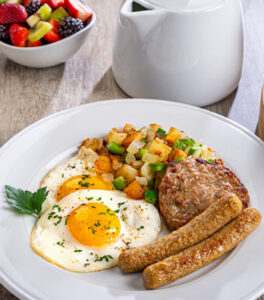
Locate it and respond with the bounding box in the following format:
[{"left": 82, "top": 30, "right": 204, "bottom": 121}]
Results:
[{"left": 159, "top": 158, "right": 249, "bottom": 230}]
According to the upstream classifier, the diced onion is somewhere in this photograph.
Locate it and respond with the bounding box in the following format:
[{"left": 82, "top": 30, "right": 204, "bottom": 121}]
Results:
[
  {"left": 125, "top": 153, "right": 136, "bottom": 164},
  {"left": 102, "top": 173, "right": 114, "bottom": 184},
  {"left": 127, "top": 140, "right": 145, "bottom": 154},
  {"left": 140, "top": 126, "right": 148, "bottom": 138},
  {"left": 136, "top": 176, "right": 148, "bottom": 186},
  {"left": 140, "top": 162, "right": 154, "bottom": 181}
]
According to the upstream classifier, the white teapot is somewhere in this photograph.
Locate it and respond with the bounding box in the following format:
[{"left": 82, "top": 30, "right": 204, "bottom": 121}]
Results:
[{"left": 112, "top": 0, "right": 246, "bottom": 106}]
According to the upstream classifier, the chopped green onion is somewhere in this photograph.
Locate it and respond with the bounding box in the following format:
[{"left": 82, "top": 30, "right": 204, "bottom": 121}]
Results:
[
  {"left": 145, "top": 189, "right": 158, "bottom": 205},
  {"left": 156, "top": 128, "right": 166, "bottom": 138},
  {"left": 188, "top": 146, "right": 201, "bottom": 156},
  {"left": 175, "top": 157, "right": 185, "bottom": 162},
  {"left": 173, "top": 138, "right": 195, "bottom": 151},
  {"left": 149, "top": 163, "right": 167, "bottom": 172},
  {"left": 148, "top": 179, "right": 155, "bottom": 189},
  {"left": 107, "top": 142, "right": 125, "bottom": 155},
  {"left": 139, "top": 148, "right": 148, "bottom": 159},
  {"left": 121, "top": 153, "right": 127, "bottom": 163},
  {"left": 208, "top": 159, "right": 215, "bottom": 163},
  {"left": 112, "top": 176, "right": 127, "bottom": 191}
]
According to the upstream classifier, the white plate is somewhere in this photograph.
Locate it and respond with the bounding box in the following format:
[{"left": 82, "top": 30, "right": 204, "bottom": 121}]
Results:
[{"left": 0, "top": 99, "right": 264, "bottom": 300}]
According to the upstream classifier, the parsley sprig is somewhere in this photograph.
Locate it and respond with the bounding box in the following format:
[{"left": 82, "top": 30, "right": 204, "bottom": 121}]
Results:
[{"left": 5, "top": 185, "right": 48, "bottom": 218}]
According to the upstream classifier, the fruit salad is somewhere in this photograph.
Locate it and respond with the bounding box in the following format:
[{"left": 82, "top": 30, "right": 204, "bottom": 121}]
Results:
[{"left": 0, "top": 0, "right": 92, "bottom": 47}]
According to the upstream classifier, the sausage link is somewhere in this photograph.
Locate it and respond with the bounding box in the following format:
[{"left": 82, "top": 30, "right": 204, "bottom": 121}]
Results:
[
  {"left": 118, "top": 194, "right": 242, "bottom": 272},
  {"left": 143, "top": 207, "right": 262, "bottom": 289}
]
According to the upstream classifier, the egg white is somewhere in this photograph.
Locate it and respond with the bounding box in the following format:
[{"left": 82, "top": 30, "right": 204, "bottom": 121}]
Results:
[
  {"left": 40, "top": 147, "right": 97, "bottom": 214},
  {"left": 31, "top": 189, "right": 161, "bottom": 273}
]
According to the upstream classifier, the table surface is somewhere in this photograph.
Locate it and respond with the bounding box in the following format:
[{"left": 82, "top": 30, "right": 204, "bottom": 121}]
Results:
[{"left": 0, "top": 0, "right": 263, "bottom": 299}]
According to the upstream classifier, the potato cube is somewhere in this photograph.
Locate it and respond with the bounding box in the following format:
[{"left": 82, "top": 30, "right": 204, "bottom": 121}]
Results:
[
  {"left": 123, "top": 123, "right": 137, "bottom": 134},
  {"left": 124, "top": 180, "right": 145, "bottom": 200},
  {"left": 169, "top": 148, "right": 187, "bottom": 162},
  {"left": 122, "top": 131, "right": 144, "bottom": 148},
  {"left": 147, "top": 138, "right": 172, "bottom": 161},
  {"left": 164, "top": 127, "right": 182, "bottom": 146},
  {"left": 130, "top": 160, "right": 144, "bottom": 170},
  {"left": 78, "top": 146, "right": 99, "bottom": 164},
  {"left": 81, "top": 138, "right": 101, "bottom": 152},
  {"left": 108, "top": 128, "right": 127, "bottom": 145},
  {"left": 116, "top": 164, "right": 139, "bottom": 184},
  {"left": 142, "top": 152, "right": 162, "bottom": 163},
  {"left": 95, "top": 155, "right": 112, "bottom": 174},
  {"left": 149, "top": 123, "right": 162, "bottom": 133}
]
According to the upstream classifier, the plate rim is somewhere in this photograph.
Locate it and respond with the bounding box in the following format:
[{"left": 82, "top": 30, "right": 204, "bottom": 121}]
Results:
[{"left": 0, "top": 98, "right": 264, "bottom": 300}]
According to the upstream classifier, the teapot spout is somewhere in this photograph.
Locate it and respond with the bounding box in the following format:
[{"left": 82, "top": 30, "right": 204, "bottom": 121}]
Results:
[{"left": 120, "top": 0, "right": 166, "bottom": 40}]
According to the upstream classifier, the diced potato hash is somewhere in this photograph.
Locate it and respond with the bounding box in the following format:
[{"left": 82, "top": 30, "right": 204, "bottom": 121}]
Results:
[{"left": 80, "top": 124, "right": 216, "bottom": 200}]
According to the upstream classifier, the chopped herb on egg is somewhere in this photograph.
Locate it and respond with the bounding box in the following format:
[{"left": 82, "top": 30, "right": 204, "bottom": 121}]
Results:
[
  {"left": 118, "top": 202, "right": 125, "bottom": 208},
  {"left": 123, "top": 207, "right": 127, "bottom": 211},
  {"left": 98, "top": 212, "right": 106, "bottom": 215},
  {"left": 114, "top": 209, "right": 120, "bottom": 213},
  {"left": 95, "top": 255, "right": 113, "bottom": 262},
  {"left": 137, "top": 225, "right": 144, "bottom": 231},
  {"left": 56, "top": 241, "right": 65, "bottom": 247},
  {"left": 74, "top": 249, "right": 82, "bottom": 253},
  {"left": 61, "top": 173, "right": 64, "bottom": 178}
]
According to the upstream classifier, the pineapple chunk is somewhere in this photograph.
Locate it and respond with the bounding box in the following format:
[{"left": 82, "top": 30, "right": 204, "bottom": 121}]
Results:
[
  {"left": 147, "top": 138, "right": 172, "bottom": 162},
  {"left": 123, "top": 123, "right": 137, "bottom": 134},
  {"left": 116, "top": 164, "right": 139, "bottom": 184},
  {"left": 164, "top": 127, "right": 182, "bottom": 146},
  {"left": 122, "top": 132, "right": 144, "bottom": 148},
  {"left": 169, "top": 148, "right": 187, "bottom": 162},
  {"left": 108, "top": 129, "right": 127, "bottom": 145},
  {"left": 124, "top": 180, "right": 145, "bottom": 200},
  {"left": 95, "top": 155, "right": 112, "bottom": 174}
]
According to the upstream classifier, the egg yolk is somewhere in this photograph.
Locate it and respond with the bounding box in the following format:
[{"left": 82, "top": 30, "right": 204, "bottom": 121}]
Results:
[
  {"left": 56, "top": 175, "right": 113, "bottom": 201},
  {"left": 67, "top": 203, "right": 121, "bottom": 247}
]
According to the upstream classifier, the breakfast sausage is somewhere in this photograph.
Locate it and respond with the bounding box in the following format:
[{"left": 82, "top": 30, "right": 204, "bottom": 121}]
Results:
[
  {"left": 143, "top": 207, "right": 262, "bottom": 289},
  {"left": 118, "top": 193, "right": 243, "bottom": 272}
]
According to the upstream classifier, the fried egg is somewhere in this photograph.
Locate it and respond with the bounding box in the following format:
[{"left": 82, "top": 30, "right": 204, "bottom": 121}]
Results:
[
  {"left": 41, "top": 147, "right": 112, "bottom": 213},
  {"left": 31, "top": 189, "right": 161, "bottom": 272}
]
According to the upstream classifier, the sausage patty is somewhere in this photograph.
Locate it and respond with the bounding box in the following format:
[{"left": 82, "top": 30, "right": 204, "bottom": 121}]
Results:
[{"left": 159, "top": 158, "right": 249, "bottom": 230}]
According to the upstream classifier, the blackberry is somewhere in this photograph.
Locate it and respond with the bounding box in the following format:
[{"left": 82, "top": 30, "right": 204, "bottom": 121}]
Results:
[
  {"left": 59, "top": 17, "right": 84, "bottom": 38},
  {"left": 0, "top": 24, "right": 10, "bottom": 44},
  {"left": 26, "top": 0, "right": 43, "bottom": 15}
]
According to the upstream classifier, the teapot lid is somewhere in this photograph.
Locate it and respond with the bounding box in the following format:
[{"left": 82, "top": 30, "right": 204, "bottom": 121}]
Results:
[{"left": 145, "top": 0, "right": 223, "bottom": 10}]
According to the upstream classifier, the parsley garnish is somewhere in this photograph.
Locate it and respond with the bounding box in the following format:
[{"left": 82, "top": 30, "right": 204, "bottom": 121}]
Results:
[
  {"left": 118, "top": 202, "right": 125, "bottom": 208},
  {"left": 5, "top": 185, "right": 48, "bottom": 218},
  {"left": 74, "top": 249, "right": 83, "bottom": 252}
]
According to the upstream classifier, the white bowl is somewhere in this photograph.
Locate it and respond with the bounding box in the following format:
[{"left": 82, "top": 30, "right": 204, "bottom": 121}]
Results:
[{"left": 0, "top": 13, "right": 96, "bottom": 68}]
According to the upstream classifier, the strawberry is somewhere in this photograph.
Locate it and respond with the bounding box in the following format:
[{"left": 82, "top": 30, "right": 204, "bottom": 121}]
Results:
[
  {"left": 65, "top": 0, "right": 92, "bottom": 23},
  {"left": 0, "top": 4, "right": 28, "bottom": 24},
  {"left": 10, "top": 24, "right": 28, "bottom": 47},
  {"left": 47, "top": 0, "right": 64, "bottom": 9},
  {"left": 43, "top": 19, "right": 61, "bottom": 43},
  {"left": 23, "top": 0, "right": 32, "bottom": 6},
  {"left": 27, "top": 40, "right": 42, "bottom": 47},
  {"left": 24, "top": 0, "right": 46, "bottom": 6}
]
